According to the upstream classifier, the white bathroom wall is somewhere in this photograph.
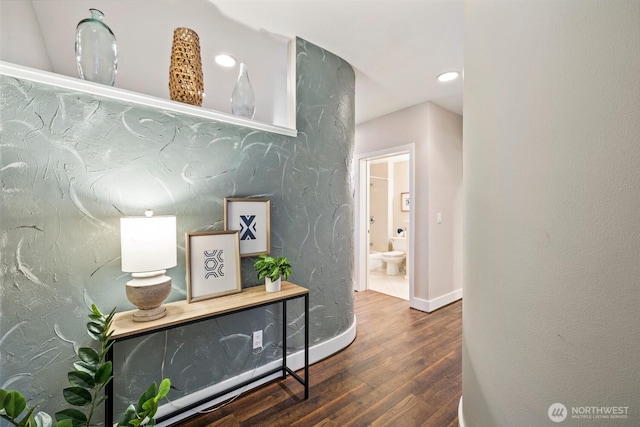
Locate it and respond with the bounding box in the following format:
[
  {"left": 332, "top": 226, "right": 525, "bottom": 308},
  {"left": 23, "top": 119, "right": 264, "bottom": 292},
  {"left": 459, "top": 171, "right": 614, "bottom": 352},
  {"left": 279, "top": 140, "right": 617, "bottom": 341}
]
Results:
[
  {"left": 369, "top": 157, "right": 409, "bottom": 253},
  {"left": 393, "top": 160, "right": 410, "bottom": 235},
  {"left": 369, "top": 162, "right": 389, "bottom": 253}
]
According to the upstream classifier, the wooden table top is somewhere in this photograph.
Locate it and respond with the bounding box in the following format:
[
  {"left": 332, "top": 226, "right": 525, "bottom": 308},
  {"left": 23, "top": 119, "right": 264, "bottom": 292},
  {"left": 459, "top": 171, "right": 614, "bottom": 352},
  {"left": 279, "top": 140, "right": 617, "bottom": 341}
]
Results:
[{"left": 109, "top": 281, "right": 308, "bottom": 340}]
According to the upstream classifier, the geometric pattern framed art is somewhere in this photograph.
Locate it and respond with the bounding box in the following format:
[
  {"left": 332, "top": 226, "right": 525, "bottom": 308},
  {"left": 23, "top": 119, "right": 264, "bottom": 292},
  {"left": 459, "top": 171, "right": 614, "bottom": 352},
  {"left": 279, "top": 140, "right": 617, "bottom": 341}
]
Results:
[
  {"left": 185, "top": 231, "right": 241, "bottom": 302},
  {"left": 224, "top": 198, "right": 271, "bottom": 257}
]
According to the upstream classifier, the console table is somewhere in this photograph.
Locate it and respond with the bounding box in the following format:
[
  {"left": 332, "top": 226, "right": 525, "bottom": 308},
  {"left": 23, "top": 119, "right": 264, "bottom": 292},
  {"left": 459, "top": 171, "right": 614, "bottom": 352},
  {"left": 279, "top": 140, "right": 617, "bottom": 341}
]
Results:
[{"left": 105, "top": 281, "right": 309, "bottom": 426}]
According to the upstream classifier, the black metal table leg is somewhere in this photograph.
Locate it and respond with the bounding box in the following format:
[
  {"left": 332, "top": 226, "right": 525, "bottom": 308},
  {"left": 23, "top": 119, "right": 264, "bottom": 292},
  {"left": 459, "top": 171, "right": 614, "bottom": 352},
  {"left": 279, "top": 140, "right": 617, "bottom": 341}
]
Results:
[
  {"left": 282, "top": 299, "right": 287, "bottom": 379},
  {"left": 105, "top": 344, "right": 114, "bottom": 426},
  {"left": 304, "top": 293, "right": 309, "bottom": 399}
]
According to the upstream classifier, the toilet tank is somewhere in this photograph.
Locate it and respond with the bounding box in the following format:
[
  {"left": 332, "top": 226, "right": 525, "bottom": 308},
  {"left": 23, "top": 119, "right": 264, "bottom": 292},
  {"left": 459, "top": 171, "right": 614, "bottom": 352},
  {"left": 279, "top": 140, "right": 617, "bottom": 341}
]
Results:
[{"left": 390, "top": 237, "right": 406, "bottom": 252}]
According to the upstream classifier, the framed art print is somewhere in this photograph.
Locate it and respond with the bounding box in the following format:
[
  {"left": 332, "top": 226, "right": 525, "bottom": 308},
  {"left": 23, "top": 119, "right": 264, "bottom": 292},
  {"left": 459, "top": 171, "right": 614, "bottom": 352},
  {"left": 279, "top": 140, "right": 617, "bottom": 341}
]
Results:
[
  {"left": 401, "top": 192, "right": 410, "bottom": 212},
  {"left": 186, "top": 231, "right": 241, "bottom": 302},
  {"left": 224, "top": 198, "right": 271, "bottom": 257}
]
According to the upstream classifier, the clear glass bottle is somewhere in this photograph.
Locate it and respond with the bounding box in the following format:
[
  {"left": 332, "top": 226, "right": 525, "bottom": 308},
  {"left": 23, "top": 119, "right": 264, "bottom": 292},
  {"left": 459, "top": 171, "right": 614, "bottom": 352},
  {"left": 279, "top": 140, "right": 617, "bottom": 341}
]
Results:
[
  {"left": 75, "top": 9, "right": 117, "bottom": 86},
  {"left": 231, "top": 63, "right": 256, "bottom": 119}
]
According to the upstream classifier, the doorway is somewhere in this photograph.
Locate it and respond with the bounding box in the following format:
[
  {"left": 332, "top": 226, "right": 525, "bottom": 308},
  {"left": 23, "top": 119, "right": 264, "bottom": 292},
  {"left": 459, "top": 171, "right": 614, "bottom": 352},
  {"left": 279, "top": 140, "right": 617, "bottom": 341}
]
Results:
[{"left": 354, "top": 144, "right": 415, "bottom": 305}]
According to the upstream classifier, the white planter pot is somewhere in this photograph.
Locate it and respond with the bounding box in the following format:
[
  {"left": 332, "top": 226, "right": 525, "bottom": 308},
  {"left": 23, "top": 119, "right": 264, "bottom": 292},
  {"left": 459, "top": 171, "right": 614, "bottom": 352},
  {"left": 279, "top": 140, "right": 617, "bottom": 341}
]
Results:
[{"left": 265, "top": 276, "right": 282, "bottom": 292}]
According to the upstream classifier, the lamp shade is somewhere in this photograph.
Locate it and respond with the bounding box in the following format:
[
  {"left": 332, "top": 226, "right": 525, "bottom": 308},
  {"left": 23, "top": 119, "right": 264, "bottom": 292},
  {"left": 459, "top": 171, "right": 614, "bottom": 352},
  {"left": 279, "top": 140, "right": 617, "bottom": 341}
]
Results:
[{"left": 120, "top": 215, "right": 177, "bottom": 273}]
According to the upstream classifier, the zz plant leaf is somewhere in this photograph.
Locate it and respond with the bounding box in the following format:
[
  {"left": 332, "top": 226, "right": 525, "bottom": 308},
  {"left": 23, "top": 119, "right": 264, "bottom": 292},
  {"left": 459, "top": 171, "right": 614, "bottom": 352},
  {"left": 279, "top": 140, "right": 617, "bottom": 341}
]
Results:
[
  {"left": 67, "top": 372, "right": 94, "bottom": 389},
  {"left": 135, "top": 383, "right": 157, "bottom": 413},
  {"left": 94, "top": 362, "right": 112, "bottom": 385},
  {"left": 0, "top": 389, "right": 39, "bottom": 427},
  {"left": 118, "top": 379, "right": 171, "bottom": 427},
  {"left": 76, "top": 347, "right": 99, "bottom": 364},
  {"left": 2, "top": 390, "right": 27, "bottom": 420},
  {"left": 72, "top": 361, "right": 96, "bottom": 375},
  {"left": 62, "top": 387, "right": 92, "bottom": 407},
  {"left": 54, "top": 408, "right": 87, "bottom": 425},
  {"left": 86, "top": 323, "right": 104, "bottom": 340}
]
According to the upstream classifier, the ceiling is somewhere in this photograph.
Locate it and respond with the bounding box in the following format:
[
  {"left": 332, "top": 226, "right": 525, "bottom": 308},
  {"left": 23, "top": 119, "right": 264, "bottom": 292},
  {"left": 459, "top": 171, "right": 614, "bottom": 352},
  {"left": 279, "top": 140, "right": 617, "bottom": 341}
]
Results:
[
  {"left": 213, "top": 0, "right": 464, "bottom": 123},
  {"left": 11, "top": 0, "right": 463, "bottom": 125}
]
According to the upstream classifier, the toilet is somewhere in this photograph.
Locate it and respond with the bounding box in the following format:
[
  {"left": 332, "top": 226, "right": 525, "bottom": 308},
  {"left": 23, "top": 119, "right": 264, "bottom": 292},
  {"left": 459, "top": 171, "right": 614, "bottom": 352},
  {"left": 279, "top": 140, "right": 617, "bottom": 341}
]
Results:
[{"left": 381, "top": 237, "right": 406, "bottom": 276}]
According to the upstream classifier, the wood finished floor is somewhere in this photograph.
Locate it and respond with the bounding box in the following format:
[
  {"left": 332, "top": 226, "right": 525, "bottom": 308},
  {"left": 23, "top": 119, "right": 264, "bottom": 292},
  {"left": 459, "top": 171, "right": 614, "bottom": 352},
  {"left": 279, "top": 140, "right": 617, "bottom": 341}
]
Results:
[{"left": 178, "top": 290, "right": 462, "bottom": 427}]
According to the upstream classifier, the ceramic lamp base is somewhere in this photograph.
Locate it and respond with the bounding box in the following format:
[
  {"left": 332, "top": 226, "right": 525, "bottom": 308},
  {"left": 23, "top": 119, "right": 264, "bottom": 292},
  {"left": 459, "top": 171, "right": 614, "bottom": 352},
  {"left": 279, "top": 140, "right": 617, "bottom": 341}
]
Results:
[
  {"left": 132, "top": 306, "right": 167, "bottom": 322},
  {"left": 126, "top": 271, "right": 172, "bottom": 322}
]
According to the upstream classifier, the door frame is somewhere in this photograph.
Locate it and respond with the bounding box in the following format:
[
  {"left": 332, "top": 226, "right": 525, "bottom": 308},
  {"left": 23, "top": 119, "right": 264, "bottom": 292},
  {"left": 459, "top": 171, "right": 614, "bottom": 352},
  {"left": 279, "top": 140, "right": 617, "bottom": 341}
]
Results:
[{"left": 354, "top": 144, "right": 415, "bottom": 305}]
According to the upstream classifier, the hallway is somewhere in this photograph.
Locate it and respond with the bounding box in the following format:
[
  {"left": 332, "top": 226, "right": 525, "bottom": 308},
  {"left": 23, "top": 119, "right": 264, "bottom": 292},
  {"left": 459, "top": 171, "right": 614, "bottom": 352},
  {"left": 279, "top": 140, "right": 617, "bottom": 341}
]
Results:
[{"left": 180, "top": 291, "right": 462, "bottom": 426}]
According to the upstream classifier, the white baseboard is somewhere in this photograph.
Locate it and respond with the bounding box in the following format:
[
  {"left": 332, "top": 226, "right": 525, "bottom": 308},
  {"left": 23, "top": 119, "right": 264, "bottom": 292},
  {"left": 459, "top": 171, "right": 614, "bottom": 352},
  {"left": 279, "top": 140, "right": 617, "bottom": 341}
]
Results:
[
  {"left": 458, "top": 396, "right": 465, "bottom": 427},
  {"left": 156, "top": 316, "right": 357, "bottom": 426},
  {"left": 411, "top": 288, "right": 462, "bottom": 312}
]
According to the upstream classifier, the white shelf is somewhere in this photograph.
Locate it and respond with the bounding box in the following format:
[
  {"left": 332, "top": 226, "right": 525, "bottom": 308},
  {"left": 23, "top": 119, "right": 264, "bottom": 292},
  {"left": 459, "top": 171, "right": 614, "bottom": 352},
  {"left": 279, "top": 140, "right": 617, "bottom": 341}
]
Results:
[{"left": 0, "top": 61, "right": 298, "bottom": 138}]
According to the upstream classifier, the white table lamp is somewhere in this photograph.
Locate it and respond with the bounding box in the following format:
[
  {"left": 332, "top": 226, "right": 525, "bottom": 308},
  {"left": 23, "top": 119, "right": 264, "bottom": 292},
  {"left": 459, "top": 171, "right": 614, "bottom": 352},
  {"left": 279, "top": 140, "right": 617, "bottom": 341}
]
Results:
[{"left": 120, "top": 210, "right": 177, "bottom": 322}]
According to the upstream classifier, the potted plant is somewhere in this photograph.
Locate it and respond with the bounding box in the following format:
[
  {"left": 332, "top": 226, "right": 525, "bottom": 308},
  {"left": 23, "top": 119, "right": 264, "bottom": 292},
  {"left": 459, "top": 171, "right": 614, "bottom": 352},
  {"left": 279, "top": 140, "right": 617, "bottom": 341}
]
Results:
[
  {"left": 254, "top": 254, "right": 292, "bottom": 292},
  {"left": 0, "top": 305, "right": 170, "bottom": 427}
]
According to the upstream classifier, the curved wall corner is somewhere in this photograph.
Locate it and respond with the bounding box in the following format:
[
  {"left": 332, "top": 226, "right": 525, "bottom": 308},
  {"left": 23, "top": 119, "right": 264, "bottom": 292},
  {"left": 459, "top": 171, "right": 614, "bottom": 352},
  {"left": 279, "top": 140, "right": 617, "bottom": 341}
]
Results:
[{"left": 463, "top": 1, "right": 640, "bottom": 426}]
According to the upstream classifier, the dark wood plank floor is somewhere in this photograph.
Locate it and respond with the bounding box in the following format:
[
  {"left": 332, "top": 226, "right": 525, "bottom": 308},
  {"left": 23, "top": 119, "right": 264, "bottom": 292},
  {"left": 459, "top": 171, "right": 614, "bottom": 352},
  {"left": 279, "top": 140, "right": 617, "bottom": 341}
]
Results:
[{"left": 178, "top": 290, "right": 462, "bottom": 427}]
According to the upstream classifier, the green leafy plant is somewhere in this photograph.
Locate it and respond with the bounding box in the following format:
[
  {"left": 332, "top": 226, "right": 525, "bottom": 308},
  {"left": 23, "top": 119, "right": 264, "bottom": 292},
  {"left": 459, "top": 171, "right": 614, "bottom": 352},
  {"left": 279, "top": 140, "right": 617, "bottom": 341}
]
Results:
[
  {"left": 0, "top": 388, "right": 54, "bottom": 427},
  {"left": 254, "top": 254, "right": 292, "bottom": 281},
  {"left": 0, "top": 305, "right": 170, "bottom": 427},
  {"left": 54, "top": 304, "right": 116, "bottom": 426},
  {"left": 116, "top": 380, "right": 171, "bottom": 427}
]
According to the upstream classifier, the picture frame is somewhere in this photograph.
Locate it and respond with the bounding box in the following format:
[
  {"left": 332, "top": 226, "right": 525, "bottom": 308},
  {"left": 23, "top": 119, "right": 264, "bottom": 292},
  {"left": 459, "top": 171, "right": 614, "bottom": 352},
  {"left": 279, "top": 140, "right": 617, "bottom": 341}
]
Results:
[
  {"left": 186, "top": 231, "right": 241, "bottom": 303},
  {"left": 224, "top": 198, "right": 271, "bottom": 257},
  {"left": 401, "top": 192, "right": 410, "bottom": 212}
]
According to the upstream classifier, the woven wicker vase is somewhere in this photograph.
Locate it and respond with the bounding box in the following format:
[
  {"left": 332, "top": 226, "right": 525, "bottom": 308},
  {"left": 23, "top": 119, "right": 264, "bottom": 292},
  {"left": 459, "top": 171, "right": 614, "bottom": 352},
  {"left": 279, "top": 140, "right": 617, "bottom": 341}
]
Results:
[{"left": 169, "top": 27, "right": 204, "bottom": 106}]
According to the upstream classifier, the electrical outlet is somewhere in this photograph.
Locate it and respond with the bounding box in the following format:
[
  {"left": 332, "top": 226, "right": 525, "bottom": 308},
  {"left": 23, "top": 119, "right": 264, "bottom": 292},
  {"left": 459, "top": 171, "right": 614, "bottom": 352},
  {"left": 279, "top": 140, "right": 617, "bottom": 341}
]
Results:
[{"left": 252, "top": 330, "right": 263, "bottom": 349}]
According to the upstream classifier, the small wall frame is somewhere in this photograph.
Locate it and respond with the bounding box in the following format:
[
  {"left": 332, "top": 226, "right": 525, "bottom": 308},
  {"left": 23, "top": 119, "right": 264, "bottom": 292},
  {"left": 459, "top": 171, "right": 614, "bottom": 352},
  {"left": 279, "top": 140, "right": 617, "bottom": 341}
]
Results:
[
  {"left": 186, "top": 231, "right": 241, "bottom": 302},
  {"left": 224, "top": 198, "right": 271, "bottom": 257},
  {"left": 401, "top": 192, "right": 410, "bottom": 212}
]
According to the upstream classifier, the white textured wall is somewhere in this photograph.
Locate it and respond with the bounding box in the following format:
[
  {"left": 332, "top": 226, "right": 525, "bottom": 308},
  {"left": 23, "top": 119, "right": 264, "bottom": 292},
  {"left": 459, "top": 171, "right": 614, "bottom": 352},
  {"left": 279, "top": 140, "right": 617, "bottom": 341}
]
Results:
[
  {"left": 427, "top": 103, "right": 463, "bottom": 298},
  {"left": 0, "top": 0, "right": 52, "bottom": 71},
  {"left": 463, "top": 1, "right": 640, "bottom": 425}
]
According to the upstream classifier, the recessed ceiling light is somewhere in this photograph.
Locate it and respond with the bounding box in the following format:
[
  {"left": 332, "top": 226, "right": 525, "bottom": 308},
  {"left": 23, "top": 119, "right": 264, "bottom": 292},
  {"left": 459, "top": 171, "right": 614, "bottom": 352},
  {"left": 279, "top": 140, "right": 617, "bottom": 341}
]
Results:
[
  {"left": 437, "top": 71, "right": 460, "bottom": 82},
  {"left": 215, "top": 54, "right": 237, "bottom": 68}
]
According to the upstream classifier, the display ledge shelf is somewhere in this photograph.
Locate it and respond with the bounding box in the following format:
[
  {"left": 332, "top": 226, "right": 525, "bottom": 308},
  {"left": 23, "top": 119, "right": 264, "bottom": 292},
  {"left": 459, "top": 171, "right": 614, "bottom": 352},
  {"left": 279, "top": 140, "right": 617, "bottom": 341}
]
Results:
[{"left": 0, "top": 61, "right": 298, "bottom": 138}]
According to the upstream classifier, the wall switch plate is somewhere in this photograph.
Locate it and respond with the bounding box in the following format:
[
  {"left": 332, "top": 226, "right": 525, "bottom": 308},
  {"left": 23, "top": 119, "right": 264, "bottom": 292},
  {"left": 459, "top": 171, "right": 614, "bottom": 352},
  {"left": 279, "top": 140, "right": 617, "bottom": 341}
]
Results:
[
  {"left": 252, "top": 330, "right": 263, "bottom": 349},
  {"left": 437, "top": 212, "right": 442, "bottom": 224}
]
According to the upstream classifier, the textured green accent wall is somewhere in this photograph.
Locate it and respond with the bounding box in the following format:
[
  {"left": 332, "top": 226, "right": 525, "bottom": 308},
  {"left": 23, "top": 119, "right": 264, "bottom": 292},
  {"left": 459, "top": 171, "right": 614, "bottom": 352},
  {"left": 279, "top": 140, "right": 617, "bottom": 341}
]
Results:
[{"left": 0, "top": 38, "right": 354, "bottom": 418}]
